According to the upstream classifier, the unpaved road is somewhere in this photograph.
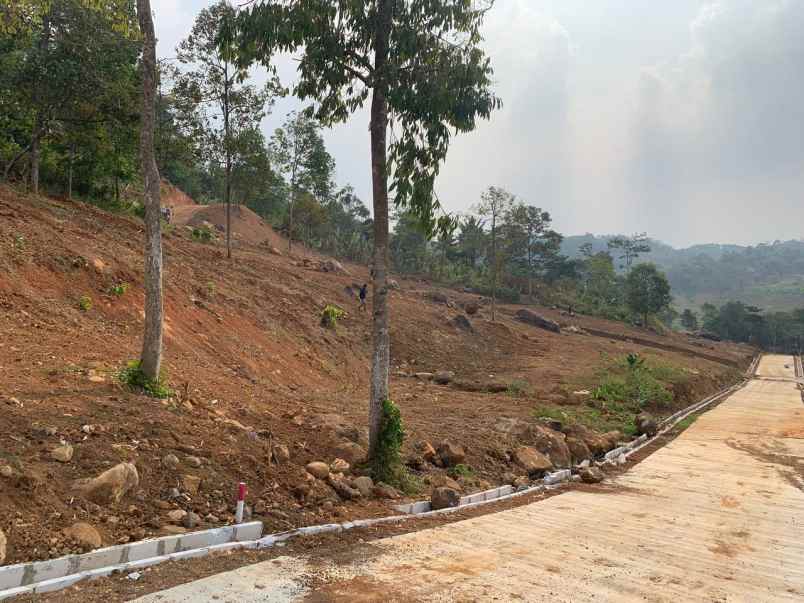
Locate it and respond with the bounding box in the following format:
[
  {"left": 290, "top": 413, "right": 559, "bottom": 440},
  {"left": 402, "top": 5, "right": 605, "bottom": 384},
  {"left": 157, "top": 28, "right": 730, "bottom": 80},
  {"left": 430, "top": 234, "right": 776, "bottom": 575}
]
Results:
[{"left": 137, "top": 355, "right": 804, "bottom": 602}]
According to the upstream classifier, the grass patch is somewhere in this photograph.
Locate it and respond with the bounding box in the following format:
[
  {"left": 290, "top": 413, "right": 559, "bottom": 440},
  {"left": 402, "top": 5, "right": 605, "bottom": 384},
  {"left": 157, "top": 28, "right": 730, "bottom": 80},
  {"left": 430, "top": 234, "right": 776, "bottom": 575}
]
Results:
[
  {"left": 675, "top": 414, "right": 698, "bottom": 431},
  {"left": 78, "top": 295, "right": 93, "bottom": 312},
  {"left": 506, "top": 380, "right": 532, "bottom": 398},
  {"left": 118, "top": 360, "right": 173, "bottom": 399},
  {"left": 448, "top": 463, "right": 475, "bottom": 479},
  {"left": 191, "top": 226, "right": 213, "bottom": 243}
]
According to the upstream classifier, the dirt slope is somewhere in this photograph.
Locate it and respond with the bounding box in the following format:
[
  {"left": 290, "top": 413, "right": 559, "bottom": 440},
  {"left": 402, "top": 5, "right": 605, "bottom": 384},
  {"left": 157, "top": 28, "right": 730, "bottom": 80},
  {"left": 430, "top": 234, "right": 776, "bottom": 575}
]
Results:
[{"left": 0, "top": 184, "right": 753, "bottom": 565}]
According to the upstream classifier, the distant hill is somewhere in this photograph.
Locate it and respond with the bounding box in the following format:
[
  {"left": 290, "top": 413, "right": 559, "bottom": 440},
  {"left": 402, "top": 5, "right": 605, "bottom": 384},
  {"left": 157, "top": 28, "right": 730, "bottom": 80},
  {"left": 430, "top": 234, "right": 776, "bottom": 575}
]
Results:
[{"left": 562, "top": 235, "right": 804, "bottom": 312}]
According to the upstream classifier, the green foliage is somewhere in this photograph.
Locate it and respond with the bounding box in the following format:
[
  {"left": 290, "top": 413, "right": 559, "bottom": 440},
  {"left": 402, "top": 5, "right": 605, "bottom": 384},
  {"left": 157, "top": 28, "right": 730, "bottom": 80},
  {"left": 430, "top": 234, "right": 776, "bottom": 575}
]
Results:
[
  {"left": 320, "top": 304, "right": 345, "bottom": 329},
  {"left": 699, "top": 300, "right": 804, "bottom": 353},
  {"left": 506, "top": 380, "right": 532, "bottom": 398},
  {"left": 625, "top": 263, "right": 672, "bottom": 325},
  {"left": 191, "top": 226, "right": 213, "bottom": 243},
  {"left": 680, "top": 308, "right": 698, "bottom": 331},
  {"left": 607, "top": 233, "right": 651, "bottom": 270},
  {"left": 449, "top": 464, "right": 475, "bottom": 479},
  {"left": 78, "top": 295, "right": 92, "bottom": 312},
  {"left": 371, "top": 399, "right": 415, "bottom": 490},
  {"left": 109, "top": 282, "right": 129, "bottom": 297},
  {"left": 117, "top": 360, "right": 173, "bottom": 399},
  {"left": 593, "top": 354, "right": 674, "bottom": 409},
  {"left": 675, "top": 415, "right": 698, "bottom": 431}
]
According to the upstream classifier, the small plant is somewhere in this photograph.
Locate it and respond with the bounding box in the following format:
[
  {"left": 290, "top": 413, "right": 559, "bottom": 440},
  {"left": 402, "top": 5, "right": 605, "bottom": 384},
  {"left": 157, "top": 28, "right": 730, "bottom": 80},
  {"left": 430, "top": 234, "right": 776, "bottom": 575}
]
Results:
[
  {"left": 118, "top": 360, "right": 173, "bottom": 399},
  {"left": 109, "top": 282, "right": 129, "bottom": 297},
  {"left": 676, "top": 415, "right": 697, "bottom": 431},
  {"left": 506, "top": 380, "right": 531, "bottom": 397},
  {"left": 78, "top": 295, "right": 93, "bottom": 312},
  {"left": 321, "top": 304, "right": 345, "bottom": 328},
  {"left": 206, "top": 281, "right": 216, "bottom": 297},
  {"left": 626, "top": 353, "right": 644, "bottom": 371},
  {"left": 191, "top": 226, "right": 213, "bottom": 243},
  {"left": 12, "top": 234, "right": 26, "bottom": 251},
  {"left": 371, "top": 398, "right": 421, "bottom": 493},
  {"left": 449, "top": 463, "right": 475, "bottom": 479}
]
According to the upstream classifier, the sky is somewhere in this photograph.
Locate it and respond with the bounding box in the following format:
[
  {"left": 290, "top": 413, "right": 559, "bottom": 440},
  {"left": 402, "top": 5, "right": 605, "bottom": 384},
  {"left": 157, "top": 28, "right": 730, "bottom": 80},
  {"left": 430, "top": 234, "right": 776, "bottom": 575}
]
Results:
[{"left": 150, "top": 0, "right": 804, "bottom": 248}]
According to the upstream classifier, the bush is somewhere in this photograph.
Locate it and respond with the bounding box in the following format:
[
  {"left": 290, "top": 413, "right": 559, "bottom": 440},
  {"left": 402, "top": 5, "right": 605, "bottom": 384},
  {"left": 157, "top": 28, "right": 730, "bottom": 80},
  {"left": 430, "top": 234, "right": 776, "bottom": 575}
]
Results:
[
  {"left": 371, "top": 399, "right": 420, "bottom": 493},
  {"left": 449, "top": 463, "right": 475, "bottom": 478},
  {"left": 191, "top": 226, "right": 213, "bottom": 243},
  {"left": 78, "top": 295, "right": 93, "bottom": 312},
  {"left": 506, "top": 380, "right": 532, "bottom": 397},
  {"left": 321, "top": 304, "right": 345, "bottom": 328},
  {"left": 118, "top": 360, "right": 173, "bottom": 398},
  {"left": 593, "top": 355, "right": 673, "bottom": 408},
  {"left": 110, "top": 282, "right": 129, "bottom": 297}
]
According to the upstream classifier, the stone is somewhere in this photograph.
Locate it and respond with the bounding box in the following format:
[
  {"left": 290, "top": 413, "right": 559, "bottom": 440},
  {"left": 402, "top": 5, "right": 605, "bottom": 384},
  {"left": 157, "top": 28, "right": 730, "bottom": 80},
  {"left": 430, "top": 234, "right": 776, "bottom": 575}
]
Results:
[
  {"left": 414, "top": 372, "right": 434, "bottom": 381},
  {"left": 428, "top": 474, "right": 462, "bottom": 492},
  {"left": 602, "top": 430, "right": 624, "bottom": 451},
  {"left": 328, "top": 476, "right": 362, "bottom": 500},
  {"left": 167, "top": 509, "right": 187, "bottom": 523},
  {"left": 464, "top": 301, "right": 480, "bottom": 315},
  {"left": 183, "top": 511, "right": 201, "bottom": 529},
  {"left": 566, "top": 436, "right": 592, "bottom": 464},
  {"left": 51, "top": 443, "right": 74, "bottom": 463},
  {"left": 160, "top": 525, "right": 187, "bottom": 535},
  {"left": 513, "top": 475, "right": 530, "bottom": 489},
  {"left": 388, "top": 279, "right": 400, "bottom": 290},
  {"left": 63, "top": 522, "right": 102, "bottom": 549},
  {"left": 527, "top": 425, "right": 572, "bottom": 468},
  {"left": 182, "top": 474, "right": 202, "bottom": 495},
  {"left": 425, "top": 291, "right": 450, "bottom": 305},
  {"left": 579, "top": 466, "right": 605, "bottom": 484},
  {"left": 185, "top": 456, "right": 202, "bottom": 468},
  {"left": 635, "top": 412, "right": 658, "bottom": 437},
  {"left": 320, "top": 259, "right": 349, "bottom": 274},
  {"left": 437, "top": 441, "right": 466, "bottom": 467},
  {"left": 515, "top": 309, "right": 561, "bottom": 333},
  {"left": 330, "top": 458, "right": 350, "bottom": 474},
  {"left": 418, "top": 441, "right": 438, "bottom": 464},
  {"left": 562, "top": 424, "right": 609, "bottom": 456},
  {"left": 352, "top": 476, "right": 374, "bottom": 497},
  {"left": 333, "top": 441, "right": 366, "bottom": 465},
  {"left": 162, "top": 454, "right": 180, "bottom": 470},
  {"left": 450, "top": 315, "right": 473, "bottom": 332},
  {"left": 433, "top": 370, "right": 455, "bottom": 385},
  {"left": 306, "top": 461, "right": 330, "bottom": 480},
  {"left": 1, "top": 464, "right": 13, "bottom": 478},
  {"left": 512, "top": 446, "right": 553, "bottom": 477},
  {"left": 430, "top": 487, "right": 460, "bottom": 510},
  {"left": 76, "top": 462, "right": 139, "bottom": 505},
  {"left": 272, "top": 444, "right": 290, "bottom": 464},
  {"left": 373, "top": 482, "right": 401, "bottom": 499},
  {"left": 0, "top": 528, "right": 6, "bottom": 565}
]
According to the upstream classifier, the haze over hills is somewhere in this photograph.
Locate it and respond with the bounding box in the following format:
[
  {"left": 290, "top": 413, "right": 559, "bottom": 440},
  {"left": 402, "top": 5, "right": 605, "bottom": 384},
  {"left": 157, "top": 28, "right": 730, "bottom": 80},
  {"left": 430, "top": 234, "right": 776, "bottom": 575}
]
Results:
[{"left": 562, "top": 235, "right": 804, "bottom": 312}]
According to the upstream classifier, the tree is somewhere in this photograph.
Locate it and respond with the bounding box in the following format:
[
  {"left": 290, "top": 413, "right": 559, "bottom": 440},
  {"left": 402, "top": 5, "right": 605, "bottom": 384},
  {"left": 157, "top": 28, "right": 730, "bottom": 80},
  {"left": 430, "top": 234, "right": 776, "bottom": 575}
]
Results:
[
  {"left": 136, "top": 0, "right": 163, "bottom": 381},
  {"left": 456, "top": 215, "right": 486, "bottom": 270},
  {"left": 608, "top": 233, "right": 651, "bottom": 270},
  {"left": 625, "top": 263, "right": 672, "bottom": 327},
  {"left": 269, "top": 111, "right": 334, "bottom": 253},
  {"left": 680, "top": 308, "right": 698, "bottom": 331},
  {"left": 476, "top": 186, "right": 513, "bottom": 321},
  {"left": 504, "top": 202, "right": 562, "bottom": 299},
  {"left": 235, "top": 0, "right": 500, "bottom": 466},
  {"left": 175, "top": 0, "right": 280, "bottom": 258}
]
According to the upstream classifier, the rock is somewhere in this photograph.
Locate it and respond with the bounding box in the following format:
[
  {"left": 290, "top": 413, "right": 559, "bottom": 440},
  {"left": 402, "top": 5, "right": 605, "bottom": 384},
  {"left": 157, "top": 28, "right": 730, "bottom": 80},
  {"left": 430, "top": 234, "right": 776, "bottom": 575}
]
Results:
[
  {"left": 513, "top": 475, "right": 530, "bottom": 489},
  {"left": 431, "top": 487, "right": 460, "bottom": 510},
  {"left": 417, "top": 441, "right": 438, "bottom": 464},
  {"left": 602, "top": 430, "right": 624, "bottom": 451},
  {"left": 51, "top": 443, "right": 74, "bottom": 463},
  {"left": 320, "top": 259, "right": 349, "bottom": 274},
  {"left": 428, "top": 474, "right": 462, "bottom": 492},
  {"left": 167, "top": 509, "right": 187, "bottom": 522},
  {"left": 437, "top": 441, "right": 466, "bottom": 467},
  {"left": 405, "top": 454, "right": 425, "bottom": 469},
  {"left": 414, "top": 372, "right": 434, "bottom": 381},
  {"left": 0, "top": 464, "right": 12, "bottom": 478},
  {"left": 268, "top": 246, "right": 282, "bottom": 256},
  {"left": 182, "top": 512, "right": 201, "bottom": 529},
  {"left": 433, "top": 370, "right": 455, "bottom": 385},
  {"left": 527, "top": 425, "right": 572, "bottom": 469},
  {"left": 0, "top": 528, "right": 6, "bottom": 565},
  {"left": 388, "top": 279, "right": 400, "bottom": 290},
  {"left": 306, "top": 461, "right": 330, "bottom": 480},
  {"left": 512, "top": 446, "right": 553, "bottom": 477},
  {"left": 181, "top": 474, "right": 202, "bottom": 495},
  {"left": 160, "top": 525, "right": 187, "bottom": 535},
  {"left": 330, "top": 458, "right": 350, "bottom": 474},
  {"left": 166, "top": 487, "right": 181, "bottom": 500},
  {"left": 449, "top": 315, "right": 473, "bottom": 332},
  {"left": 635, "top": 412, "right": 658, "bottom": 437},
  {"left": 76, "top": 462, "right": 139, "bottom": 505},
  {"left": 162, "top": 454, "right": 180, "bottom": 470},
  {"left": 562, "top": 424, "right": 609, "bottom": 456},
  {"left": 515, "top": 309, "right": 561, "bottom": 333},
  {"left": 272, "top": 444, "right": 290, "bottom": 464},
  {"left": 464, "top": 301, "right": 480, "bottom": 315},
  {"left": 63, "top": 522, "right": 102, "bottom": 549},
  {"left": 579, "top": 466, "right": 605, "bottom": 484},
  {"left": 328, "top": 476, "right": 362, "bottom": 500},
  {"left": 333, "top": 441, "right": 366, "bottom": 465},
  {"left": 205, "top": 514, "right": 220, "bottom": 523},
  {"left": 373, "top": 482, "right": 401, "bottom": 499},
  {"left": 425, "top": 291, "right": 449, "bottom": 305},
  {"left": 352, "top": 476, "right": 374, "bottom": 497},
  {"left": 185, "top": 456, "right": 202, "bottom": 468},
  {"left": 566, "top": 436, "right": 591, "bottom": 464}
]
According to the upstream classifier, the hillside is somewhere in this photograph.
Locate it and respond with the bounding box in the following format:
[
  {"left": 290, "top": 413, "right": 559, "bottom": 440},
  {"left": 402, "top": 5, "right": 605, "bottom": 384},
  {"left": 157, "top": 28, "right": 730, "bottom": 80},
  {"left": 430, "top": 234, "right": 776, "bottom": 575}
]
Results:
[
  {"left": 562, "top": 234, "right": 804, "bottom": 311},
  {"left": 0, "top": 185, "right": 753, "bottom": 565}
]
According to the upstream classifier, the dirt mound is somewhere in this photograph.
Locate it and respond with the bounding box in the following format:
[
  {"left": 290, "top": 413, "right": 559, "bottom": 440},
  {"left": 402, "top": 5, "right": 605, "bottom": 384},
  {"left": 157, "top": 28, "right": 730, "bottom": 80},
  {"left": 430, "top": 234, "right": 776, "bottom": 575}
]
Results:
[{"left": 161, "top": 181, "right": 197, "bottom": 208}]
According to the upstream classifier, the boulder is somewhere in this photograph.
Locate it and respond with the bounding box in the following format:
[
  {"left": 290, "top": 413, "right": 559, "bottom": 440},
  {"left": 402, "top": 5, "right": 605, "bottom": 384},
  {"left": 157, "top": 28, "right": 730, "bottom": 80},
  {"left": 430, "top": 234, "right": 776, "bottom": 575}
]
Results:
[
  {"left": 63, "top": 522, "right": 102, "bottom": 549},
  {"left": 437, "top": 441, "right": 466, "bottom": 467},
  {"left": 352, "top": 476, "right": 374, "bottom": 497},
  {"left": 515, "top": 309, "right": 561, "bottom": 333},
  {"left": 450, "top": 315, "right": 473, "bottom": 332},
  {"left": 51, "top": 443, "right": 74, "bottom": 463},
  {"left": 76, "top": 462, "right": 139, "bottom": 505},
  {"left": 512, "top": 475, "right": 530, "bottom": 489},
  {"left": 388, "top": 279, "right": 400, "bottom": 290},
  {"left": 512, "top": 446, "right": 553, "bottom": 477},
  {"left": 428, "top": 474, "right": 462, "bottom": 492},
  {"left": 333, "top": 441, "right": 366, "bottom": 465},
  {"left": 414, "top": 372, "right": 434, "bottom": 381},
  {"left": 167, "top": 509, "right": 187, "bottom": 523},
  {"left": 566, "top": 436, "right": 592, "bottom": 464},
  {"left": 602, "top": 431, "right": 624, "bottom": 450},
  {"left": 306, "top": 461, "right": 330, "bottom": 480},
  {"left": 425, "top": 291, "right": 450, "bottom": 305},
  {"left": 579, "top": 466, "right": 605, "bottom": 484},
  {"left": 182, "top": 512, "right": 201, "bottom": 530},
  {"left": 330, "top": 458, "right": 350, "bottom": 474},
  {"left": 161, "top": 454, "right": 180, "bottom": 470},
  {"left": 0, "top": 528, "right": 6, "bottom": 564},
  {"left": 373, "top": 482, "right": 401, "bottom": 499},
  {"left": 430, "top": 487, "right": 460, "bottom": 510},
  {"left": 562, "top": 424, "right": 609, "bottom": 456},
  {"left": 181, "top": 474, "right": 201, "bottom": 495},
  {"left": 328, "top": 476, "right": 362, "bottom": 500},
  {"left": 320, "top": 259, "right": 349, "bottom": 275},
  {"left": 309, "top": 414, "right": 365, "bottom": 444},
  {"left": 527, "top": 425, "right": 572, "bottom": 468},
  {"left": 635, "top": 412, "right": 658, "bottom": 437},
  {"left": 0, "top": 464, "right": 12, "bottom": 478},
  {"left": 272, "top": 444, "right": 291, "bottom": 464},
  {"left": 433, "top": 370, "right": 455, "bottom": 385},
  {"left": 464, "top": 301, "right": 480, "bottom": 315},
  {"left": 418, "top": 441, "right": 438, "bottom": 464}
]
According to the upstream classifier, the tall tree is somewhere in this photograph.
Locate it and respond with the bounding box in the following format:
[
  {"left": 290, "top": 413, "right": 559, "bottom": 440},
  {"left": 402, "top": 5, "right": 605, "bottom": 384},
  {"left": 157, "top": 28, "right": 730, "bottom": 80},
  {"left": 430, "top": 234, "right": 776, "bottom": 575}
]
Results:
[
  {"left": 235, "top": 0, "right": 500, "bottom": 466},
  {"left": 680, "top": 308, "right": 698, "bottom": 331},
  {"left": 608, "top": 232, "right": 651, "bottom": 270},
  {"left": 269, "top": 110, "right": 334, "bottom": 253},
  {"left": 175, "top": 0, "right": 279, "bottom": 258},
  {"left": 504, "top": 202, "right": 562, "bottom": 299},
  {"left": 476, "top": 186, "right": 513, "bottom": 321},
  {"left": 136, "top": 0, "right": 163, "bottom": 380},
  {"left": 625, "top": 263, "right": 672, "bottom": 328}
]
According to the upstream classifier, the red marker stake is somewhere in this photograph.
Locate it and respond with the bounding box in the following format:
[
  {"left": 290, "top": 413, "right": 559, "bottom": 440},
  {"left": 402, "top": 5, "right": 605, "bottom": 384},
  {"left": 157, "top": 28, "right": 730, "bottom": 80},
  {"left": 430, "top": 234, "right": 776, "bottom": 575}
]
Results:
[{"left": 235, "top": 482, "right": 247, "bottom": 523}]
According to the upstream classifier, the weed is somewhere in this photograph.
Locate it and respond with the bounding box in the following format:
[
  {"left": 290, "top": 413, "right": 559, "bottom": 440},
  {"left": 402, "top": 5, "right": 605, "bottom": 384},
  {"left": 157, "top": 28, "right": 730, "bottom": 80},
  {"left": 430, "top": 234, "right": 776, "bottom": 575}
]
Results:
[
  {"left": 506, "top": 380, "right": 531, "bottom": 397},
  {"left": 371, "top": 398, "right": 421, "bottom": 494},
  {"left": 449, "top": 463, "right": 475, "bottom": 478},
  {"left": 117, "top": 360, "right": 173, "bottom": 398},
  {"left": 109, "top": 282, "right": 129, "bottom": 297},
  {"left": 12, "top": 234, "right": 26, "bottom": 251},
  {"left": 675, "top": 415, "right": 697, "bottom": 431},
  {"left": 321, "top": 304, "right": 345, "bottom": 329},
  {"left": 191, "top": 226, "right": 213, "bottom": 243},
  {"left": 78, "top": 295, "right": 93, "bottom": 312}
]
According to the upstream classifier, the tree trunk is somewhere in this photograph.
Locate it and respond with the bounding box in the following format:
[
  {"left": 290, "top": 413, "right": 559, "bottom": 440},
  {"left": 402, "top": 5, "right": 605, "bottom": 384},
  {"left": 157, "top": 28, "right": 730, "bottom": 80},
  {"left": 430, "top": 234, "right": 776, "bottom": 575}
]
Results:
[
  {"left": 137, "top": 0, "right": 164, "bottom": 381},
  {"left": 367, "top": 0, "right": 393, "bottom": 461},
  {"left": 491, "top": 213, "right": 497, "bottom": 321},
  {"left": 223, "top": 65, "right": 232, "bottom": 259},
  {"left": 68, "top": 144, "right": 74, "bottom": 199},
  {"left": 30, "top": 12, "right": 50, "bottom": 195}
]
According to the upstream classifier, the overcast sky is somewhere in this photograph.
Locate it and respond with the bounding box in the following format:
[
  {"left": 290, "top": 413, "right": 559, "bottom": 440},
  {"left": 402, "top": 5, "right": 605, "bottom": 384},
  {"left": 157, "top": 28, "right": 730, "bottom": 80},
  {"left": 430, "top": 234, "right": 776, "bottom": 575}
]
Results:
[{"left": 151, "top": 0, "right": 804, "bottom": 248}]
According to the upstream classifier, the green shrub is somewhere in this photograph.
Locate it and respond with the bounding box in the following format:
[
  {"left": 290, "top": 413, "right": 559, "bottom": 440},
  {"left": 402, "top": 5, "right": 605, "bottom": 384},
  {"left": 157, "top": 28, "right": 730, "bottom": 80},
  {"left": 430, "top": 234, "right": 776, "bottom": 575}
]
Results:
[
  {"left": 506, "top": 380, "right": 532, "bottom": 397},
  {"left": 321, "top": 304, "right": 345, "bottom": 328},
  {"left": 118, "top": 360, "right": 173, "bottom": 398},
  {"left": 371, "top": 399, "right": 421, "bottom": 493},
  {"left": 191, "top": 226, "right": 213, "bottom": 243},
  {"left": 110, "top": 282, "right": 129, "bottom": 297},
  {"left": 593, "top": 357, "right": 672, "bottom": 408},
  {"left": 449, "top": 463, "right": 475, "bottom": 478},
  {"left": 78, "top": 295, "right": 93, "bottom": 312}
]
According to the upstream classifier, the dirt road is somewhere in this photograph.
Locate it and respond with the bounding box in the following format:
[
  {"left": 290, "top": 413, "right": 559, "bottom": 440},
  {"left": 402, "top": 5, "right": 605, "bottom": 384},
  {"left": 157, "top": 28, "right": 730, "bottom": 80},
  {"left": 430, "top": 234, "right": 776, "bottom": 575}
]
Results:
[{"left": 136, "top": 355, "right": 804, "bottom": 602}]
